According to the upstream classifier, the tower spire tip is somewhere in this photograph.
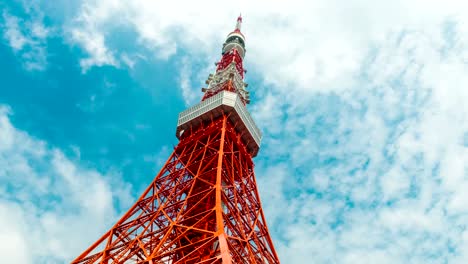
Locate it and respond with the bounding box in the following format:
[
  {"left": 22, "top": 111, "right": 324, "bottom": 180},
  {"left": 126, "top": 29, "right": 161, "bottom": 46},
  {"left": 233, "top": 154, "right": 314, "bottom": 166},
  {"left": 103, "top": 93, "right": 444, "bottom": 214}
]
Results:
[{"left": 235, "top": 14, "right": 242, "bottom": 31}]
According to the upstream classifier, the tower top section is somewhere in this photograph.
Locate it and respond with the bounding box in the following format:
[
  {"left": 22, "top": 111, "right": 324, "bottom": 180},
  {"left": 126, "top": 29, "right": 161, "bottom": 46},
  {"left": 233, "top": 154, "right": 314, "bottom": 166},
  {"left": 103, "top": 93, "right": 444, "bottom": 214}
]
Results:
[
  {"left": 177, "top": 15, "right": 262, "bottom": 156},
  {"left": 223, "top": 15, "right": 246, "bottom": 58},
  {"left": 201, "top": 15, "right": 249, "bottom": 104}
]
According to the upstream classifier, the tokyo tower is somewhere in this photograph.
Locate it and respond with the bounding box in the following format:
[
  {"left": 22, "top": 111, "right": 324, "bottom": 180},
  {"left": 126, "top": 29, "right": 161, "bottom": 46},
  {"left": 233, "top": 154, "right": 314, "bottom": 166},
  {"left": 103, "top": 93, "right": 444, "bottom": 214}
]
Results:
[{"left": 72, "top": 16, "right": 280, "bottom": 264}]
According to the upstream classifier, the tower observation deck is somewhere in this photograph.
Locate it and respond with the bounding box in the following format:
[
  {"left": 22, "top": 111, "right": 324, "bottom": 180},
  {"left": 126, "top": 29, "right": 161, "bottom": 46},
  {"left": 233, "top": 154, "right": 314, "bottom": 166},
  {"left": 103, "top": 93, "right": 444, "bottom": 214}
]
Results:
[{"left": 72, "top": 16, "right": 280, "bottom": 264}]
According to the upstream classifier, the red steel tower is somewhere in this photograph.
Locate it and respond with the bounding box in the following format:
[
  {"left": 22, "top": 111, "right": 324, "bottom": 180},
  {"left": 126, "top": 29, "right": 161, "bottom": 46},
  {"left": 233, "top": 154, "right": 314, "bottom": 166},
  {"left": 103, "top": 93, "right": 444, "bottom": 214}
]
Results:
[{"left": 72, "top": 16, "right": 280, "bottom": 264}]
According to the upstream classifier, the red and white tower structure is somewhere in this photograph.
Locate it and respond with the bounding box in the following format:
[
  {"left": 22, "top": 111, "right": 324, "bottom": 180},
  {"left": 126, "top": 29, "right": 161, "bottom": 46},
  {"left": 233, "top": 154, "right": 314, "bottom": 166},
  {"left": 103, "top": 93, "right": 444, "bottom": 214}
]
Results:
[{"left": 72, "top": 16, "right": 280, "bottom": 264}]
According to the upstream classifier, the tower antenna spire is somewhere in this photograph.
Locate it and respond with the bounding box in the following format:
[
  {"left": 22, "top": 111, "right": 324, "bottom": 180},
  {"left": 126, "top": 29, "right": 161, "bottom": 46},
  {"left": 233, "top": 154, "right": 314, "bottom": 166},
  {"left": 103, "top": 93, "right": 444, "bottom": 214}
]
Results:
[{"left": 236, "top": 13, "right": 242, "bottom": 31}]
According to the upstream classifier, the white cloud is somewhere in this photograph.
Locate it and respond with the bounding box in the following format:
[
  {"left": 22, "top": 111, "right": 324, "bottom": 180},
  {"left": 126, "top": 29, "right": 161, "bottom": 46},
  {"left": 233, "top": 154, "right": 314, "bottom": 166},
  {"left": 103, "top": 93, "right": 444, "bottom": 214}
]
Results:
[
  {"left": 70, "top": 27, "right": 117, "bottom": 72},
  {"left": 1, "top": 11, "right": 50, "bottom": 71},
  {"left": 0, "top": 105, "right": 133, "bottom": 263},
  {"left": 178, "top": 57, "right": 198, "bottom": 105},
  {"left": 2, "top": 13, "right": 28, "bottom": 51}
]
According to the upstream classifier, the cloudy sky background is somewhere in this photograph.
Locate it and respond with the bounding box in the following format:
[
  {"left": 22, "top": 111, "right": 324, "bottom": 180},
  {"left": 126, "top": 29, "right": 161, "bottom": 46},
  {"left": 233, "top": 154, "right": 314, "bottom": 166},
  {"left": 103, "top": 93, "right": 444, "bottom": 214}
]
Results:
[{"left": 1, "top": 0, "right": 468, "bottom": 263}]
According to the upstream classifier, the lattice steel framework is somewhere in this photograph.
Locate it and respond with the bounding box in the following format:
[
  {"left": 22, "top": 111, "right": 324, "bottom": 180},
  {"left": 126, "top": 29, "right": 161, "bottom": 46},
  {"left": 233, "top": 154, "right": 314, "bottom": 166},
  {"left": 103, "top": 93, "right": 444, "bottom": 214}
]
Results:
[{"left": 72, "top": 16, "right": 280, "bottom": 264}]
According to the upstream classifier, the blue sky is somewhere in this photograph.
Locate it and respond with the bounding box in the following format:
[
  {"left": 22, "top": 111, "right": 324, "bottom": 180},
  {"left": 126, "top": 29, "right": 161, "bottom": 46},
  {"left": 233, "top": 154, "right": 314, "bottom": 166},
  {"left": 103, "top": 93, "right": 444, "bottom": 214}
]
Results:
[{"left": 1, "top": 0, "right": 468, "bottom": 263}]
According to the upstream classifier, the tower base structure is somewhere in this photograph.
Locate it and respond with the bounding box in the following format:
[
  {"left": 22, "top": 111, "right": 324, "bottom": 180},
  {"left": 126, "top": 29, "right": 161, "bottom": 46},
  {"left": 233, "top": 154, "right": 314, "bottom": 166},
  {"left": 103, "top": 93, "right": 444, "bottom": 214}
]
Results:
[{"left": 72, "top": 115, "right": 279, "bottom": 264}]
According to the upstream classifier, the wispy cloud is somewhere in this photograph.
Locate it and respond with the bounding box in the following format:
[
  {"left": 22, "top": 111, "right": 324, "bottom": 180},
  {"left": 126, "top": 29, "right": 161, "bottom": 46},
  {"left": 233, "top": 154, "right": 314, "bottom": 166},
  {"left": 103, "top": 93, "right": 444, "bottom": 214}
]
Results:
[
  {"left": 2, "top": 13, "right": 28, "bottom": 51},
  {"left": 1, "top": 11, "right": 50, "bottom": 71},
  {"left": 0, "top": 105, "right": 133, "bottom": 263},
  {"left": 70, "top": 26, "right": 118, "bottom": 72}
]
